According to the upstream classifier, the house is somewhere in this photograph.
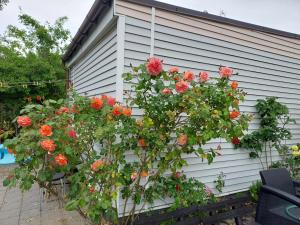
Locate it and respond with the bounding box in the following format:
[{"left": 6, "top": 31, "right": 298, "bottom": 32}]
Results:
[{"left": 63, "top": 0, "right": 300, "bottom": 210}]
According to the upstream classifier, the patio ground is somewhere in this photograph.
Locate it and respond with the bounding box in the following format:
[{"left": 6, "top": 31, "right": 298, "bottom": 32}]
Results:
[{"left": 0, "top": 165, "right": 88, "bottom": 225}]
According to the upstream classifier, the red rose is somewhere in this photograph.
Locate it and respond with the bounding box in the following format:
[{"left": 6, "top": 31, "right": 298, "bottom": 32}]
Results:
[
  {"left": 183, "top": 70, "right": 195, "bottom": 82},
  {"left": 89, "top": 187, "right": 95, "bottom": 193},
  {"left": 175, "top": 184, "right": 181, "bottom": 192},
  {"left": 112, "top": 105, "right": 123, "bottom": 116},
  {"left": 175, "top": 80, "right": 189, "bottom": 93},
  {"left": 55, "top": 154, "right": 68, "bottom": 166},
  {"left": 231, "top": 81, "right": 238, "bottom": 89},
  {"left": 146, "top": 57, "right": 163, "bottom": 76},
  {"left": 231, "top": 137, "right": 240, "bottom": 145},
  {"left": 199, "top": 71, "right": 209, "bottom": 82},
  {"left": 17, "top": 116, "right": 32, "bottom": 127},
  {"left": 230, "top": 111, "right": 240, "bottom": 119},
  {"left": 91, "top": 160, "right": 105, "bottom": 172},
  {"left": 68, "top": 129, "right": 77, "bottom": 139},
  {"left": 161, "top": 88, "right": 172, "bottom": 95},
  {"left": 36, "top": 95, "right": 42, "bottom": 101},
  {"left": 39, "top": 125, "right": 53, "bottom": 137},
  {"left": 40, "top": 139, "right": 56, "bottom": 152},
  {"left": 219, "top": 66, "right": 233, "bottom": 78},
  {"left": 174, "top": 172, "right": 181, "bottom": 179},
  {"left": 106, "top": 96, "right": 116, "bottom": 107},
  {"left": 169, "top": 67, "right": 179, "bottom": 73},
  {"left": 90, "top": 97, "right": 103, "bottom": 110}
]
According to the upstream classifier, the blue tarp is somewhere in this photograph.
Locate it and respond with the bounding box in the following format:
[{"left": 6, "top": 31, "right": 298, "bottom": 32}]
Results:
[{"left": 0, "top": 144, "right": 16, "bottom": 164}]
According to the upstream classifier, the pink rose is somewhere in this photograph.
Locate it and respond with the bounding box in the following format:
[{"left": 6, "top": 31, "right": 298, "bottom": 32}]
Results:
[
  {"left": 106, "top": 96, "right": 116, "bottom": 107},
  {"left": 162, "top": 88, "right": 172, "bottom": 95},
  {"left": 146, "top": 57, "right": 163, "bottom": 76},
  {"left": 219, "top": 66, "right": 233, "bottom": 78},
  {"left": 199, "top": 71, "right": 209, "bottom": 82},
  {"left": 169, "top": 67, "right": 179, "bottom": 73},
  {"left": 183, "top": 70, "right": 195, "bottom": 82},
  {"left": 175, "top": 80, "right": 189, "bottom": 93},
  {"left": 17, "top": 116, "right": 32, "bottom": 127}
]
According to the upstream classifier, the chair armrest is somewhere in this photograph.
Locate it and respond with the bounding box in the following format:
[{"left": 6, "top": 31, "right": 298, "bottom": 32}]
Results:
[
  {"left": 261, "top": 185, "right": 300, "bottom": 207},
  {"left": 293, "top": 180, "right": 300, "bottom": 188}
]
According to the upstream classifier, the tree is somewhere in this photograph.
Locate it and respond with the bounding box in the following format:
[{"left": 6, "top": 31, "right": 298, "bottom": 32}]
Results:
[
  {"left": 0, "top": 0, "right": 9, "bottom": 10},
  {"left": 0, "top": 14, "right": 71, "bottom": 141}
]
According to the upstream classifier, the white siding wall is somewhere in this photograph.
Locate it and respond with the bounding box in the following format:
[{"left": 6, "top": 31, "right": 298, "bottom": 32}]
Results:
[
  {"left": 69, "top": 27, "right": 118, "bottom": 97},
  {"left": 116, "top": 0, "right": 300, "bottom": 202}
]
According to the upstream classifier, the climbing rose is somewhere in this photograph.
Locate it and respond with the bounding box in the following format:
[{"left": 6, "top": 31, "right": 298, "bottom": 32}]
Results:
[
  {"left": 219, "top": 66, "right": 233, "bottom": 78},
  {"left": 39, "top": 125, "right": 53, "bottom": 137},
  {"left": 231, "top": 137, "right": 240, "bottom": 145},
  {"left": 122, "top": 107, "right": 132, "bottom": 117},
  {"left": 55, "top": 154, "right": 68, "bottom": 166},
  {"left": 183, "top": 70, "right": 195, "bottom": 81},
  {"left": 175, "top": 80, "right": 189, "bottom": 93},
  {"left": 106, "top": 96, "right": 116, "bottom": 107},
  {"left": 199, "top": 71, "right": 209, "bottom": 82},
  {"left": 138, "top": 139, "right": 146, "bottom": 148},
  {"left": 112, "top": 105, "right": 123, "bottom": 116},
  {"left": 101, "top": 95, "right": 108, "bottom": 100},
  {"left": 68, "top": 129, "right": 77, "bottom": 139},
  {"left": 162, "top": 88, "right": 172, "bottom": 95},
  {"left": 17, "top": 116, "right": 32, "bottom": 127},
  {"left": 169, "top": 67, "right": 179, "bottom": 73},
  {"left": 178, "top": 134, "right": 188, "bottom": 146},
  {"left": 131, "top": 172, "right": 138, "bottom": 181},
  {"left": 230, "top": 111, "right": 240, "bottom": 119},
  {"left": 91, "top": 160, "right": 105, "bottom": 172},
  {"left": 90, "top": 97, "right": 103, "bottom": 110},
  {"left": 56, "top": 107, "right": 69, "bottom": 115},
  {"left": 40, "top": 140, "right": 56, "bottom": 152},
  {"left": 231, "top": 81, "right": 238, "bottom": 89},
  {"left": 146, "top": 57, "right": 163, "bottom": 76}
]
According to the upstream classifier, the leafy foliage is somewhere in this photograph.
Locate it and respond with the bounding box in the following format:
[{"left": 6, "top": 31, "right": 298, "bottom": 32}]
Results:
[
  {"left": 239, "top": 97, "right": 296, "bottom": 171},
  {"left": 249, "top": 181, "right": 262, "bottom": 203},
  {"left": 0, "top": 0, "right": 9, "bottom": 10},
  {"left": 0, "top": 14, "right": 70, "bottom": 141},
  {"left": 3, "top": 60, "right": 251, "bottom": 225}
]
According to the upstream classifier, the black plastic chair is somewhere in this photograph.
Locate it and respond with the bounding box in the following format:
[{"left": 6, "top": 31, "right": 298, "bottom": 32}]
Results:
[{"left": 256, "top": 168, "right": 300, "bottom": 225}]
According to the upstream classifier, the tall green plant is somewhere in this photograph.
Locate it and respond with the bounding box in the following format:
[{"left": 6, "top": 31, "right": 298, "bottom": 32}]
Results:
[
  {"left": 239, "top": 97, "right": 295, "bottom": 170},
  {"left": 0, "top": 14, "right": 71, "bottom": 141}
]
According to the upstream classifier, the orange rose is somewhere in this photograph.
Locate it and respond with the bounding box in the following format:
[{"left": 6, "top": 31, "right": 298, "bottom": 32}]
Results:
[
  {"left": 8, "top": 148, "right": 14, "bottom": 154},
  {"left": 230, "top": 111, "right": 240, "bottom": 119},
  {"left": 178, "top": 134, "right": 187, "bottom": 146},
  {"left": 161, "top": 88, "right": 172, "bottom": 95},
  {"left": 231, "top": 81, "right": 238, "bottom": 89},
  {"left": 138, "top": 139, "right": 146, "bottom": 148},
  {"left": 112, "top": 105, "right": 123, "bottom": 116},
  {"left": 17, "top": 116, "right": 32, "bottom": 127},
  {"left": 36, "top": 95, "right": 42, "bottom": 101},
  {"left": 175, "top": 80, "right": 189, "bottom": 93},
  {"left": 56, "top": 107, "right": 69, "bottom": 115},
  {"left": 39, "top": 125, "right": 53, "bottom": 137},
  {"left": 91, "top": 159, "right": 105, "bottom": 172},
  {"left": 199, "top": 71, "right": 209, "bottom": 82},
  {"left": 90, "top": 97, "right": 103, "bottom": 110},
  {"left": 140, "top": 171, "right": 149, "bottom": 177},
  {"left": 122, "top": 107, "right": 132, "bottom": 117},
  {"left": 219, "top": 66, "right": 233, "bottom": 78},
  {"left": 55, "top": 154, "right": 68, "bottom": 166},
  {"left": 183, "top": 70, "right": 195, "bottom": 82},
  {"left": 169, "top": 67, "right": 179, "bottom": 73},
  {"left": 40, "top": 139, "right": 56, "bottom": 152}
]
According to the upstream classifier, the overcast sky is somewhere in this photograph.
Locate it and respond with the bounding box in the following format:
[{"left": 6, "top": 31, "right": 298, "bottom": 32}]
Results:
[{"left": 0, "top": 0, "right": 299, "bottom": 38}]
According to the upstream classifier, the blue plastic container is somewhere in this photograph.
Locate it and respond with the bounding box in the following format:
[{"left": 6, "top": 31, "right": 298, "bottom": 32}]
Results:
[{"left": 0, "top": 144, "right": 16, "bottom": 165}]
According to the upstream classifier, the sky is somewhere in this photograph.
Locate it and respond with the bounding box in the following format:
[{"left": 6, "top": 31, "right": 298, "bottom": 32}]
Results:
[{"left": 0, "top": 0, "right": 300, "bottom": 38}]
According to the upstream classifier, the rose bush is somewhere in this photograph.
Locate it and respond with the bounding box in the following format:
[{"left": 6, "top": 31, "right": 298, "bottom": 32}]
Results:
[{"left": 3, "top": 58, "right": 251, "bottom": 225}]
